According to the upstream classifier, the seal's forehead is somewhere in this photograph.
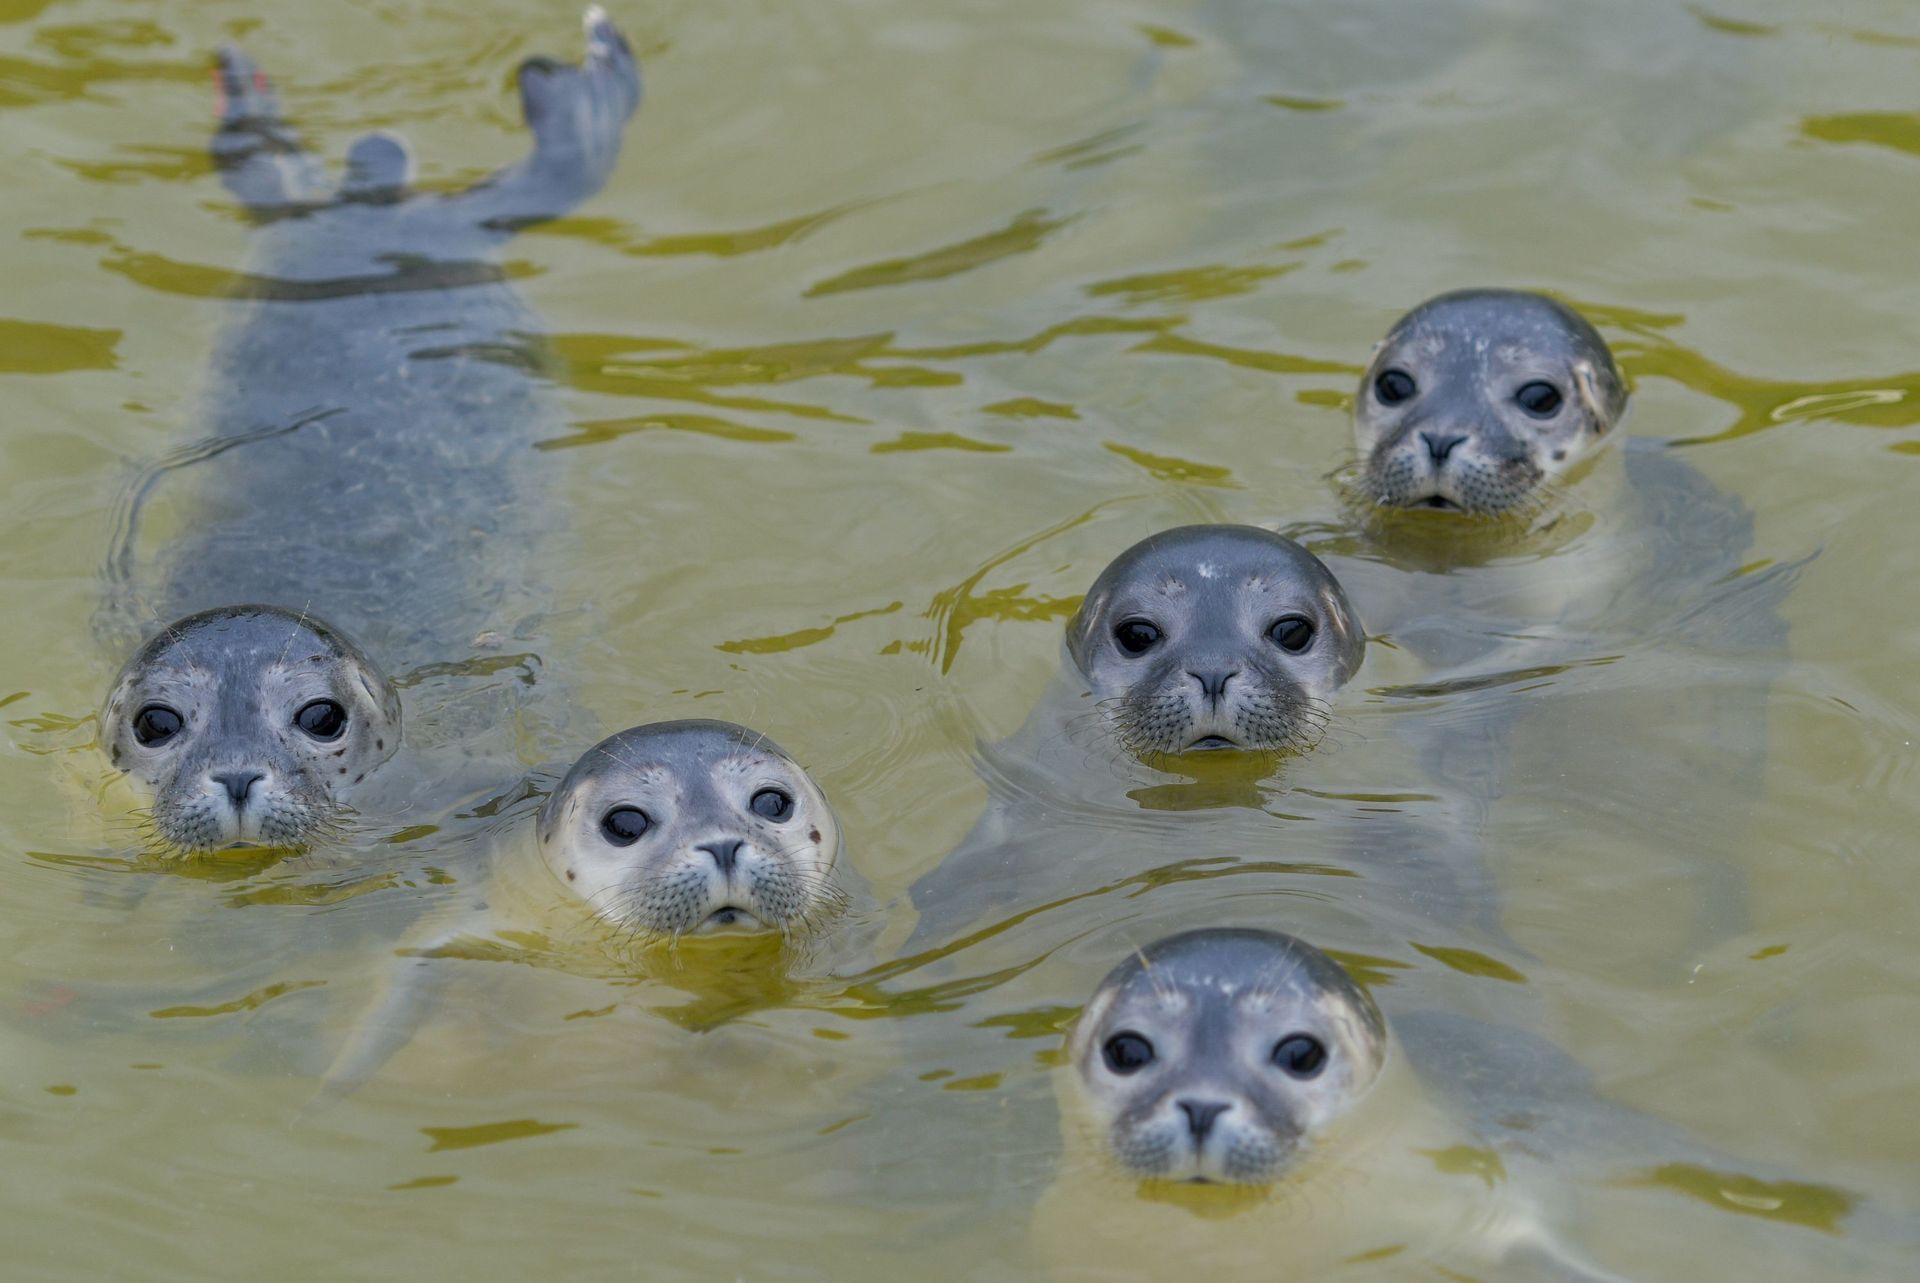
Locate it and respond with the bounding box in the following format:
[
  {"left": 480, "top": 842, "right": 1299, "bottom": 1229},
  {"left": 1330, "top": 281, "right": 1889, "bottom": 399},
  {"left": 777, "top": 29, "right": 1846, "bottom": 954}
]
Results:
[
  {"left": 587, "top": 719, "right": 801, "bottom": 779},
  {"left": 132, "top": 608, "right": 353, "bottom": 673},
  {"left": 1388, "top": 290, "right": 1604, "bottom": 365},
  {"left": 1098, "top": 527, "right": 1332, "bottom": 598}
]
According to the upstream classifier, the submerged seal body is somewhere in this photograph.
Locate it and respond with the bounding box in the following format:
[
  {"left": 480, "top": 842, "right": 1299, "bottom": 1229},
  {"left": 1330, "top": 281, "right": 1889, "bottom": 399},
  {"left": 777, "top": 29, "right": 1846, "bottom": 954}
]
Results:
[
  {"left": 99, "top": 9, "right": 640, "bottom": 853},
  {"left": 319, "top": 719, "right": 848, "bottom": 1096},
  {"left": 903, "top": 525, "right": 1408, "bottom": 951},
  {"left": 1043, "top": 928, "right": 1912, "bottom": 1278}
]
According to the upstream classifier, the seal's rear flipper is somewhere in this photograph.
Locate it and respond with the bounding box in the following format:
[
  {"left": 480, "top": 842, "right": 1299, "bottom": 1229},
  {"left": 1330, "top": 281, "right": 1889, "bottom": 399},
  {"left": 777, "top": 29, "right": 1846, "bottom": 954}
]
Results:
[
  {"left": 340, "top": 130, "right": 414, "bottom": 202},
  {"left": 211, "top": 46, "right": 326, "bottom": 214},
  {"left": 451, "top": 6, "right": 642, "bottom": 231}
]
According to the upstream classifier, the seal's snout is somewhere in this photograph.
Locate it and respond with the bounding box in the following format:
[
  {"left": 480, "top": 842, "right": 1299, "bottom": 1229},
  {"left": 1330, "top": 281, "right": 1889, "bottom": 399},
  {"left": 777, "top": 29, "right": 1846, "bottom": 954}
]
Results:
[
  {"left": 698, "top": 838, "right": 743, "bottom": 876},
  {"left": 1419, "top": 430, "right": 1466, "bottom": 463},
  {"left": 211, "top": 769, "right": 263, "bottom": 809},
  {"left": 1178, "top": 1099, "right": 1232, "bottom": 1145}
]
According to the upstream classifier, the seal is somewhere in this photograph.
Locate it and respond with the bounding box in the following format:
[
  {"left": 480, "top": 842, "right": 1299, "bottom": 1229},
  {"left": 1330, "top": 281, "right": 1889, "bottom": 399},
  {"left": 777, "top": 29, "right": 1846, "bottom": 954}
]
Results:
[
  {"left": 316, "top": 719, "right": 848, "bottom": 1097},
  {"left": 1353, "top": 289, "right": 1628, "bottom": 516},
  {"left": 1066, "top": 525, "right": 1365, "bottom": 757},
  {"left": 1063, "top": 927, "right": 1386, "bottom": 1186},
  {"left": 903, "top": 524, "right": 1376, "bottom": 949},
  {"left": 1337, "top": 289, "right": 1802, "bottom": 964},
  {"left": 1041, "top": 927, "right": 1912, "bottom": 1278},
  {"left": 97, "top": 8, "right": 641, "bottom": 854},
  {"left": 536, "top": 720, "right": 846, "bottom": 939},
  {"left": 101, "top": 606, "right": 401, "bottom": 853}
]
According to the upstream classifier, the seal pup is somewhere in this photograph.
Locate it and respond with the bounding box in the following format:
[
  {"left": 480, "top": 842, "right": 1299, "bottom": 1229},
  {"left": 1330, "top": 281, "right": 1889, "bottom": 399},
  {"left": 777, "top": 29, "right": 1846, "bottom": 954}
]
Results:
[
  {"left": 1334, "top": 289, "right": 1800, "bottom": 960},
  {"left": 1065, "top": 525, "right": 1364, "bottom": 759},
  {"left": 1352, "top": 289, "right": 1626, "bottom": 519},
  {"left": 901, "top": 524, "right": 1453, "bottom": 952},
  {"left": 96, "top": 8, "right": 641, "bottom": 855},
  {"left": 317, "top": 720, "right": 850, "bottom": 1096},
  {"left": 1040, "top": 928, "right": 1913, "bottom": 1280}
]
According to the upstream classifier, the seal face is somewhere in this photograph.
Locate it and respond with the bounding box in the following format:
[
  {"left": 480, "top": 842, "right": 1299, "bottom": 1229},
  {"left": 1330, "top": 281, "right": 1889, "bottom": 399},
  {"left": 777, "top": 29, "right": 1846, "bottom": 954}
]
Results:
[
  {"left": 1355, "top": 289, "right": 1628, "bottom": 515},
  {"left": 1068, "top": 928, "right": 1388, "bottom": 1185},
  {"left": 1065, "top": 525, "right": 1364, "bottom": 756},
  {"left": 101, "top": 605, "right": 401, "bottom": 854},
  {"left": 536, "top": 720, "right": 844, "bottom": 939}
]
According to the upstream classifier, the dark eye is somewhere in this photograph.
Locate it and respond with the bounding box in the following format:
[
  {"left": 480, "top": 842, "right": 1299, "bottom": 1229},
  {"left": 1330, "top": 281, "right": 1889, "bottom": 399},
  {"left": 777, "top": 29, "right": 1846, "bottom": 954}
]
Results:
[
  {"left": 1102, "top": 1031, "right": 1155, "bottom": 1075},
  {"left": 1268, "top": 614, "right": 1315, "bottom": 653},
  {"left": 1515, "top": 381, "right": 1562, "bottom": 418},
  {"left": 1272, "top": 1034, "right": 1327, "bottom": 1079},
  {"left": 1113, "top": 620, "right": 1161, "bottom": 656},
  {"left": 294, "top": 699, "right": 347, "bottom": 740},
  {"left": 601, "top": 806, "right": 650, "bottom": 846},
  {"left": 751, "top": 788, "right": 794, "bottom": 821},
  {"left": 1374, "top": 368, "right": 1417, "bottom": 405},
  {"left": 132, "top": 704, "right": 182, "bottom": 747}
]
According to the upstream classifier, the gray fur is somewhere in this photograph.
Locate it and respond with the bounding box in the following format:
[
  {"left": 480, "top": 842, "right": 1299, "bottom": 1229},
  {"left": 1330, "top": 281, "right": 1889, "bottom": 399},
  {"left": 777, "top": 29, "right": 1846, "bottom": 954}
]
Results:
[
  {"left": 537, "top": 720, "right": 847, "bottom": 939},
  {"left": 1065, "top": 525, "right": 1364, "bottom": 756},
  {"left": 1355, "top": 289, "right": 1627, "bottom": 515},
  {"left": 99, "top": 9, "right": 641, "bottom": 853}
]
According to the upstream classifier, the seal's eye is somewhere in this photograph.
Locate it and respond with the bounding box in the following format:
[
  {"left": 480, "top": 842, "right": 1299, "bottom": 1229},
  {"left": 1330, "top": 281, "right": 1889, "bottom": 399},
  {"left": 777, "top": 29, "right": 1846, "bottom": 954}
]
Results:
[
  {"left": 1267, "top": 614, "right": 1315, "bottom": 654},
  {"left": 750, "top": 788, "right": 794, "bottom": 821},
  {"left": 132, "top": 704, "right": 183, "bottom": 747},
  {"left": 601, "top": 806, "right": 650, "bottom": 846},
  {"left": 1102, "top": 1031, "right": 1155, "bottom": 1075},
  {"left": 294, "top": 699, "right": 347, "bottom": 741},
  {"left": 1272, "top": 1034, "right": 1327, "bottom": 1079},
  {"left": 1515, "top": 381, "right": 1562, "bottom": 418},
  {"left": 1113, "top": 620, "right": 1162, "bottom": 656},
  {"left": 1374, "top": 368, "right": 1417, "bottom": 405}
]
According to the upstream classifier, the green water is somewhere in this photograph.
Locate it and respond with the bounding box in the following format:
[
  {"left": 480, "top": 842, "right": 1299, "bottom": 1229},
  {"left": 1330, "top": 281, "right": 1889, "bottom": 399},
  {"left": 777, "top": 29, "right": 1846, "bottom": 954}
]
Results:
[{"left": 2, "top": 0, "right": 1918, "bottom": 1277}]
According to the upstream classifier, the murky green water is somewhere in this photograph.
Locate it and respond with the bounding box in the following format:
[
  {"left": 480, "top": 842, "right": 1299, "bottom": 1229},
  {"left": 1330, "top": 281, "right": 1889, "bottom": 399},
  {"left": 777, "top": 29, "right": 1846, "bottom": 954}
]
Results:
[{"left": 3, "top": 0, "right": 1918, "bottom": 1277}]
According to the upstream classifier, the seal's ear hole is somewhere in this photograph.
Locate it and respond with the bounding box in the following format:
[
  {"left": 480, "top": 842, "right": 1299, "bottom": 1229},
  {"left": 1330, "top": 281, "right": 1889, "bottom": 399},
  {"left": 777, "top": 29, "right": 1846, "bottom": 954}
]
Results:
[
  {"left": 1572, "top": 360, "right": 1612, "bottom": 432},
  {"left": 566, "top": 868, "right": 575, "bottom": 882}
]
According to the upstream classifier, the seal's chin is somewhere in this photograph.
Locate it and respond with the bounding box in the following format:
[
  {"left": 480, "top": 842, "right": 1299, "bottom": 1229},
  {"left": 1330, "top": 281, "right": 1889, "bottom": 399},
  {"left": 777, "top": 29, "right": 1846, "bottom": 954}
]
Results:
[{"left": 693, "top": 905, "right": 768, "bottom": 934}]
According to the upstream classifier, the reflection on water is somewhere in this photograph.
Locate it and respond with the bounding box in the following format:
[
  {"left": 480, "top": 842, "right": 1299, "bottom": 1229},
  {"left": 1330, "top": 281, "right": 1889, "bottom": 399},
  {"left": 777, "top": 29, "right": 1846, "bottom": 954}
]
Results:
[{"left": 1, "top": 0, "right": 1919, "bottom": 1279}]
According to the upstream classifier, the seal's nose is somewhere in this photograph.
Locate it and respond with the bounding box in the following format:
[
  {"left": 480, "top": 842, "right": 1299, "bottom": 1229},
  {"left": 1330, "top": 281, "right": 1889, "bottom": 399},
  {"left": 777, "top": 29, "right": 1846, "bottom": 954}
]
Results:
[
  {"left": 698, "top": 839, "right": 742, "bottom": 876},
  {"left": 1177, "top": 1099, "right": 1231, "bottom": 1144},
  {"left": 212, "top": 770, "right": 263, "bottom": 808},
  {"left": 1420, "top": 431, "right": 1466, "bottom": 463},
  {"left": 1188, "top": 670, "right": 1237, "bottom": 703}
]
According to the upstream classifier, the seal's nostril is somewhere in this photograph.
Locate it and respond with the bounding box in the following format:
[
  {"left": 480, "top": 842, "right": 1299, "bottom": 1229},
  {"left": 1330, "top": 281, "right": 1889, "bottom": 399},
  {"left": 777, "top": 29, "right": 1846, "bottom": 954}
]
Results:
[
  {"left": 697, "top": 839, "right": 743, "bottom": 875},
  {"left": 1419, "top": 431, "right": 1467, "bottom": 463},
  {"left": 1188, "top": 670, "right": 1237, "bottom": 701},
  {"left": 1177, "top": 1099, "right": 1231, "bottom": 1143},
  {"left": 211, "top": 770, "right": 263, "bottom": 808}
]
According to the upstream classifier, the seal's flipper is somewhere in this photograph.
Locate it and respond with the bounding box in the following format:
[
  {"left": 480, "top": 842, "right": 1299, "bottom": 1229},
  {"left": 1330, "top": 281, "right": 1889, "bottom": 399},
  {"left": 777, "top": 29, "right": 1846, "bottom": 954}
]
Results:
[
  {"left": 340, "top": 130, "right": 414, "bottom": 202},
  {"left": 211, "top": 46, "right": 326, "bottom": 213},
  {"left": 311, "top": 945, "right": 459, "bottom": 1104},
  {"left": 449, "top": 6, "right": 642, "bottom": 231}
]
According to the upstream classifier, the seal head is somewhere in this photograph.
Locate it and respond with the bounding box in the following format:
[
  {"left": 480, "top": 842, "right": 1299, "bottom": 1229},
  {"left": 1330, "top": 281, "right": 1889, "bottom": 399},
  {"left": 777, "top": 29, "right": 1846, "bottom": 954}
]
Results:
[
  {"left": 1068, "top": 928, "right": 1388, "bottom": 1185},
  {"left": 537, "top": 719, "right": 844, "bottom": 938},
  {"left": 1355, "top": 289, "right": 1628, "bottom": 515},
  {"left": 102, "top": 605, "right": 402, "bottom": 854},
  {"left": 1066, "top": 525, "right": 1364, "bottom": 756}
]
